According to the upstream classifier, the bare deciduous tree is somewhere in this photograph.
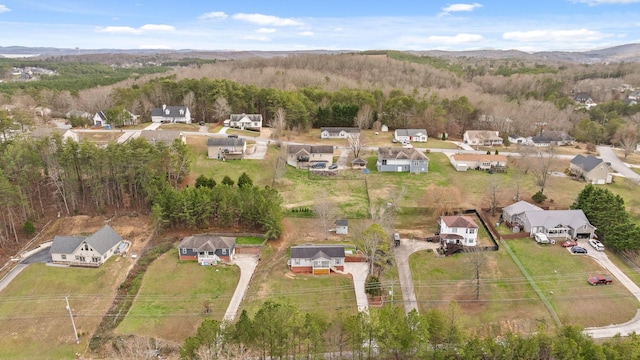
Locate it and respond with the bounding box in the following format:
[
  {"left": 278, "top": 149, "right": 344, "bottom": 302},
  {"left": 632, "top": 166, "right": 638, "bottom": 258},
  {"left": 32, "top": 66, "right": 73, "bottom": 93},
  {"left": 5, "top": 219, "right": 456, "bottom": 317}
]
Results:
[
  {"left": 427, "top": 185, "right": 461, "bottom": 217},
  {"left": 464, "top": 249, "right": 488, "bottom": 301},
  {"left": 213, "top": 96, "right": 231, "bottom": 122},
  {"left": 529, "top": 147, "right": 557, "bottom": 194},
  {"left": 354, "top": 103, "right": 373, "bottom": 129},
  {"left": 270, "top": 107, "right": 287, "bottom": 141},
  {"left": 485, "top": 178, "right": 502, "bottom": 216},
  {"left": 347, "top": 133, "right": 364, "bottom": 159},
  {"left": 314, "top": 189, "right": 337, "bottom": 240},
  {"left": 613, "top": 124, "right": 639, "bottom": 159}
]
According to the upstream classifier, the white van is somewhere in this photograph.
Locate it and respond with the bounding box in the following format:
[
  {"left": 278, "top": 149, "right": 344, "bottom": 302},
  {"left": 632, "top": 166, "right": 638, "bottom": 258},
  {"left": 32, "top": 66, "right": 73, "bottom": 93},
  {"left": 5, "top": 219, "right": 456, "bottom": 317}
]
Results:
[
  {"left": 589, "top": 239, "right": 605, "bottom": 251},
  {"left": 534, "top": 233, "right": 550, "bottom": 244}
]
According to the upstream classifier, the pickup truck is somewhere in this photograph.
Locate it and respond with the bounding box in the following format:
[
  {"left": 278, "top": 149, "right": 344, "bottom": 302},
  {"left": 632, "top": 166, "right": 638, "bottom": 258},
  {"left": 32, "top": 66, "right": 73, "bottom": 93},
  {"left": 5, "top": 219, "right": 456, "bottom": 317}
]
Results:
[{"left": 588, "top": 275, "right": 613, "bottom": 286}]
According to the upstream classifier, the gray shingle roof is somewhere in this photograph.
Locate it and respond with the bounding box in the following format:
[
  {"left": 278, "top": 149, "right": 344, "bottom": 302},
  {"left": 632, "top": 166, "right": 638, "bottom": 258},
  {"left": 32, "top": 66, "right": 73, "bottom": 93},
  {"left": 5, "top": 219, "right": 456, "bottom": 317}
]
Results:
[
  {"left": 207, "top": 137, "right": 246, "bottom": 147},
  {"left": 151, "top": 106, "right": 188, "bottom": 118},
  {"left": 49, "top": 225, "right": 123, "bottom": 256},
  {"left": 320, "top": 127, "right": 361, "bottom": 134},
  {"left": 178, "top": 235, "right": 236, "bottom": 251},
  {"left": 49, "top": 236, "right": 85, "bottom": 254},
  {"left": 290, "top": 244, "right": 345, "bottom": 259},
  {"left": 335, "top": 219, "right": 348, "bottom": 226},
  {"left": 502, "top": 201, "right": 543, "bottom": 215},
  {"left": 139, "top": 130, "right": 183, "bottom": 143},
  {"left": 395, "top": 129, "right": 427, "bottom": 137},
  {"left": 287, "top": 144, "right": 334, "bottom": 155},
  {"left": 377, "top": 147, "right": 429, "bottom": 161},
  {"left": 524, "top": 210, "right": 593, "bottom": 230},
  {"left": 230, "top": 114, "right": 262, "bottom": 122},
  {"left": 570, "top": 154, "right": 606, "bottom": 172}
]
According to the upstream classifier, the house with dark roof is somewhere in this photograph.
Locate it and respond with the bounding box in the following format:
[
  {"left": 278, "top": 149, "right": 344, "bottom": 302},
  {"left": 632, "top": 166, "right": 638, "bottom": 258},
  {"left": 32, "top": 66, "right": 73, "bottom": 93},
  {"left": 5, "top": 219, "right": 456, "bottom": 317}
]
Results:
[
  {"left": 207, "top": 137, "right": 247, "bottom": 160},
  {"left": 351, "top": 158, "right": 367, "bottom": 169},
  {"left": 49, "top": 225, "right": 123, "bottom": 267},
  {"left": 320, "top": 127, "right": 361, "bottom": 139},
  {"left": 628, "top": 90, "right": 640, "bottom": 100},
  {"left": 139, "top": 130, "right": 186, "bottom": 146},
  {"left": 93, "top": 110, "right": 138, "bottom": 127},
  {"left": 151, "top": 105, "right": 191, "bottom": 124},
  {"left": 289, "top": 244, "right": 345, "bottom": 274},
  {"left": 286, "top": 144, "right": 334, "bottom": 168},
  {"left": 376, "top": 147, "right": 429, "bottom": 173},
  {"left": 225, "top": 114, "right": 262, "bottom": 131},
  {"left": 463, "top": 130, "right": 503, "bottom": 146},
  {"left": 527, "top": 131, "right": 574, "bottom": 147},
  {"left": 335, "top": 219, "right": 348, "bottom": 235},
  {"left": 30, "top": 127, "right": 79, "bottom": 143},
  {"left": 394, "top": 129, "right": 428, "bottom": 143},
  {"left": 449, "top": 153, "right": 507, "bottom": 172},
  {"left": 178, "top": 235, "right": 236, "bottom": 265},
  {"left": 573, "top": 93, "right": 596, "bottom": 109},
  {"left": 569, "top": 154, "right": 612, "bottom": 184},
  {"left": 438, "top": 215, "right": 479, "bottom": 246}
]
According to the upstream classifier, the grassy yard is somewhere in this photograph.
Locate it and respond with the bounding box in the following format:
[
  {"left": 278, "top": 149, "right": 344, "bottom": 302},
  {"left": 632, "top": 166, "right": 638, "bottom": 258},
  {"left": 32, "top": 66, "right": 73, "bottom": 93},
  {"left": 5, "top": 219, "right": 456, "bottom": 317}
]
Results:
[
  {"left": 77, "top": 130, "right": 122, "bottom": 144},
  {"left": 236, "top": 236, "right": 265, "bottom": 245},
  {"left": 507, "top": 239, "right": 639, "bottom": 328},
  {"left": 0, "top": 258, "right": 130, "bottom": 359},
  {"left": 159, "top": 123, "right": 201, "bottom": 131},
  {"left": 115, "top": 249, "right": 240, "bottom": 342},
  {"left": 409, "top": 247, "right": 551, "bottom": 335}
]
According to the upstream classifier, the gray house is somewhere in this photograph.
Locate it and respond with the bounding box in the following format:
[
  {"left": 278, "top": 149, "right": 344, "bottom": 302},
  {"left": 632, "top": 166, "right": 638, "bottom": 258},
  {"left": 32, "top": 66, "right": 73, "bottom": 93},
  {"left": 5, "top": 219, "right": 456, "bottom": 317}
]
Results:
[
  {"left": 502, "top": 201, "right": 543, "bottom": 226},
  {"left": 503, "top": 202, "right": 596, "bottom": 239},
  {"left": 376, "top": 147, "right": 429, "bottom": 173},
  {"left": 207, "top": 137, "right": 247, "bottom": 160},
  {"left": 178, "top": 235, "right": 236, "bottom": 265},
  {"left": 50, "top": 225, "right": 123, "bottom": 267},
  {"left": 289, "top": 244, "right": 345, "bottom": 274}
]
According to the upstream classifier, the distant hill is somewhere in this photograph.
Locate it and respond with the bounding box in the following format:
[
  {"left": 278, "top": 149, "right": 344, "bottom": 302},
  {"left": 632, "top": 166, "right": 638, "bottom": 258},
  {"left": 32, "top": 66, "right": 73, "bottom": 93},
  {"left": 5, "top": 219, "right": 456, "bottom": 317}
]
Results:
[{"left": 2, "top": 43, "right": 640, "bottom": 63}]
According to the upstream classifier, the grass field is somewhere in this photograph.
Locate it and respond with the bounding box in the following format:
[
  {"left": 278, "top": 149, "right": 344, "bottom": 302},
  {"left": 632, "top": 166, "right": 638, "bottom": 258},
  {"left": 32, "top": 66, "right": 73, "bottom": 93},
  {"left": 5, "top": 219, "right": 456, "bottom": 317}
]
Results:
[
  {"left": 409, "top": 247, "right": 552, "bottom": 335},
  {"left": 507, "top": 239, "right": 639, "bottom": 327},
  {"left": 115, "top": 249, "right": 240, "bottom": 342},
  {"left": 0, "top": 258, "right": 131, "bottom": 359}
]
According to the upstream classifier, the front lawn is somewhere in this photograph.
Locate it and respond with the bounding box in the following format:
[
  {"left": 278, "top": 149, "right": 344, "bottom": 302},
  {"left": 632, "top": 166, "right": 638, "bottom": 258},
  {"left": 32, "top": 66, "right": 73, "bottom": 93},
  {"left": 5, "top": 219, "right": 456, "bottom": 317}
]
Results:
[
  {"left": 115, "top": 249, "right": 240, "bottom": 342},
  {"left": 0, "top": 258, "right": 130, "bottom": 359}
]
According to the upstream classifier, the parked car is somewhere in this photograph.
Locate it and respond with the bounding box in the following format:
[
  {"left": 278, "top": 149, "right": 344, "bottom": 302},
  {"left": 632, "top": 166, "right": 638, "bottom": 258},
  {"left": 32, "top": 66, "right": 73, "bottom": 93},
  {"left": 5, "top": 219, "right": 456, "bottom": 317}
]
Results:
[
  {"left": 534, "top": 233, "right": 550, "bottom": 244},
  {"left": 328, "top": 164, "right": 338, "bottom": 170},
  {"left": 588, "top": 275, "right": 613, "bottom": 286},
  {"left": 571, "top": 246, "right": 588, "bottom": 254},
  {"left": 589, "top": 239, "right": 605, "bottom": 251},
  {"left": 562, "top": 240, "right": 578, "bottom": 248},
  {"left": 311, "top": 162, "right": 326, "bottom": 169}
]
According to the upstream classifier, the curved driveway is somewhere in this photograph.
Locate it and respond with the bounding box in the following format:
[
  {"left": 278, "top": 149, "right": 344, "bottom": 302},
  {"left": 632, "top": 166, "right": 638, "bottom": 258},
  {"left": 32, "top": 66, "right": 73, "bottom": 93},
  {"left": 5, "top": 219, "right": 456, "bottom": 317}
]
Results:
[
  {"left": 394, "top": 238, "right": 440, "bottom": 314},
  {"left": 597, "top": 145, "right": 640, "bottom": 184}
]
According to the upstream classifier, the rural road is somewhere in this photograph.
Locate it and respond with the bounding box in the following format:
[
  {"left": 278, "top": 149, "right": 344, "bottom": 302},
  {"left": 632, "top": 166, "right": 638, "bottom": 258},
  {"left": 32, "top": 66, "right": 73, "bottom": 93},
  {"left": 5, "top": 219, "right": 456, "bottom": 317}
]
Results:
[
  {"left": 597, "top": 145, "right": 640, "bottom": 184},
  {"left": 583, "top": 243, "right": 640, "bottom": 339},
  {"left": 394, "top": 238, "right": 440, "bottom": 314},
  {"left": 223, "top": 254, "right": 259, "bottom": 321},
  {"left": 343, "top": 262, "right": 370, "bottom": 312}
]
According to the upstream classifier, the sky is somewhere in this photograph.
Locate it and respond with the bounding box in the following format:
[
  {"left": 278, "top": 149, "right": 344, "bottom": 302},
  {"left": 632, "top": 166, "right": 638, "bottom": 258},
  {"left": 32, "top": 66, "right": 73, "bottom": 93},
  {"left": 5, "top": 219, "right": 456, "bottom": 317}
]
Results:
[{"left": 1, "top": 0, "right": 640, "bottom": 52}]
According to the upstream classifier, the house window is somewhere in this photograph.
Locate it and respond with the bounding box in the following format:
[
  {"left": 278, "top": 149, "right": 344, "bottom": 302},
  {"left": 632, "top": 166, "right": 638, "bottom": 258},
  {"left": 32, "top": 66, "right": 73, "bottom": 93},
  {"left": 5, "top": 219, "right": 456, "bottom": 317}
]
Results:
[
  {"left": 92, "top": 256, "right": 101, "bottom": 263},
  {"left": 181, "top": 248, "right": 187, "bottom": 254},
  {"left": 335, "top": 258, "right": 342, "bottom": 265},
  {"left": 469, "top": 229, "right": 475, "bottom": 234},
  {"left": 295, "top": 259, "right": 300, "bottom": 265},
  {"left": 61, "top": 254, "right": 66, "bottom": 260},
  {"left": 382, "top": 160, "right": 387, "bottom": 165},
  {"left": 222, "top": 249, "right": 227, "bottom": 255}
]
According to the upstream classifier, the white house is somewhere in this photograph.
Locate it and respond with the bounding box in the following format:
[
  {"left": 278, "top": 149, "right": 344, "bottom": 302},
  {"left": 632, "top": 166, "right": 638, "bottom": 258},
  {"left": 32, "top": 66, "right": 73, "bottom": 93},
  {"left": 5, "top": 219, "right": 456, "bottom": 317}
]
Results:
[
  {"left": 335, "top": 219, "right": 348, "bottom": 235},
  {"left": 463, "top": 130, "right": 503, "bottom": 146},
  {"left": 289, "top": 244, "right": 345, "bottom": 275},
  {"left": 151, "top": 105, "right": 191, "bottom": 124},
  {"left": 438, "top": 215, "right": 479, "bottom": 246},
  {"left": 508, "top": 134, "right": 527, "bottom": 145},
  {"left": 320, "top": 127, "right": 361, "bottom": 139},
  {"left": 225, "top": 114, "right": 262, "bottom": 131},
  {"left": 50, "top": 225, "right": 123, "bottom": 267},
  {"left": 394, "top": 129, "right": 428, "bottom": 143}
]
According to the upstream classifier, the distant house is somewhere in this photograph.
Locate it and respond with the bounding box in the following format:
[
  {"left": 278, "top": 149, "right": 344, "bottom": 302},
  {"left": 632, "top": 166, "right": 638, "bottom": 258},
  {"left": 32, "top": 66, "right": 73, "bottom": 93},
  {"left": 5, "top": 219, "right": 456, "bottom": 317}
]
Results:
[
  {"left": 335, "top": 219, "right": 348, "bottom": 235},
  {"left": 50, "top": 225, "right": 123, "bottom": 267},
  {"left": 207, "top": 137, "right": 247, "bottom": 160},
  {"left": 178, "top": 234, "right": 236, "bottom": 265},
  {"left": 376, "top": 147, "right": 429, "bottom": 173},
  {"left": 438, "top": 215, "right": 479, "bottom": 246},
  {"left": 65, "top": 110, "right": 92, "bottom": 120},
  {"left": 528, "top": 131, "right": 574, "bottom": 147},
  {"left": 151, "top": 105, "right": 191, "bottom": 124},
  {"left": 381, "top": 125, "right": 389, "bottom": 132},
  {"left": 30, "top": 127, "right": 79, "bottom": 143},
  {"left": 225, "top": 114, "right": 262, "bottom": 131},
  {"left": 351, "top": 158, "right": 368, "bottom": 169},
  {"left": 394, "top": 129, "right": 428, "bottom": 143},
  {"left": 139, "top": 130, "right": 186, "bottom": 146},
  {"left": 574, "top": 93, "right": 597, "bottom": 109},
  {"left": 289, "top": 244, "right": 345, "bottom": 274},
  {"left": 449, "top": 153, "right": 507, "bottom": 172},
  {"left": 637, "top": 143, "right": 640, "bottom": 153},
  {"left": 508, "top": 134, "right": 527, "bottom": 145},
  {"left": 286, "top": 144, "right": 334, "bottom": 168},
  {"left": 569, "top": 154, "right": 613, "bottom": 184},
  {"left": 320, "top": 127, "right": 361, "bottom": 139},
  {"left": 629, "top": 91, "right": 640, "bottom": 100},
  {"left": 463, "top": 130, "right": 503, "bottom": 146},
  {"left": 93, "top": 110, "right": 138, "bottom": 127}
]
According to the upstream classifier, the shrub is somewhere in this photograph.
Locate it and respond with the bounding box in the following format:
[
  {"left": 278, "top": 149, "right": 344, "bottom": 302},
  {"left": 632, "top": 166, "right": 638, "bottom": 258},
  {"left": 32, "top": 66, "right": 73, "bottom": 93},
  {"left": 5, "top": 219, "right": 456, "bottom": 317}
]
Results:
[
  {"left": 23, "top": 220, "right": 35, "bottom": 236},
  {"left": 532, "top": 191, "right": 547, "bottom": 203},
  {"left": 365, "top": 275, "right": 382, "bottom": 297}
]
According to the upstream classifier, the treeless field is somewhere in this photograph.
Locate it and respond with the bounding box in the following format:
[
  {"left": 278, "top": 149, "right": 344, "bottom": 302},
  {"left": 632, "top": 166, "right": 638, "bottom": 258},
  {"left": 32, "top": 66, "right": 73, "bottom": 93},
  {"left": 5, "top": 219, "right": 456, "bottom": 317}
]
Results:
[
  {"left": 115, "top": 249, "right": 240, "bottom": 343},
  {"left": 77, "top": 130, "right": 122, "bottom": 143}
]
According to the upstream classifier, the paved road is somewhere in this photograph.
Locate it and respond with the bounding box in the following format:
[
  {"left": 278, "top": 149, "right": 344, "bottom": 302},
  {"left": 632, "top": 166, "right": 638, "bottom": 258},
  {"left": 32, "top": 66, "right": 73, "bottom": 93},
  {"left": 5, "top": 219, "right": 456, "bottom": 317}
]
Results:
[
  {"left": 597, "top": 145, "right": 640, "bottom": 184},
  {"left": 394, "top": 238, "right": 440, "bottom": 314},
  {"left": 582, "top": 240, "right": 640, "bottom": 338},
  {"left": 223, "top": 254, "right": 259, "bottom": 321},
  {"left": 343, "top": 262, "right": 369, "bottom": 312}
]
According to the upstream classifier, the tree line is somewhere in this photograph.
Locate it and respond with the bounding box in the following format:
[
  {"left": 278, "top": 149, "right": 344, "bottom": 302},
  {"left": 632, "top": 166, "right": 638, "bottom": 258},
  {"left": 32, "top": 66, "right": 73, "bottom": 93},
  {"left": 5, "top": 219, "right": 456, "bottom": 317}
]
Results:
[{"left": 177, "top": 301, "right": 640, "bottom": 360}]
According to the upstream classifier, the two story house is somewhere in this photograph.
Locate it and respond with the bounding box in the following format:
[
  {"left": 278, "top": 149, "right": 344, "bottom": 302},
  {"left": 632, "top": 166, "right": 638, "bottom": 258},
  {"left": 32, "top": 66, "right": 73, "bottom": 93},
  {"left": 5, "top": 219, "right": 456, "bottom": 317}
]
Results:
[
  {"left": 376, "top": 147, "right": 429, "bottom": 173},
  {"left": 569, "top": 154, "right": 612, "bottom": 184},
  {"left": 151, "top": 105, "right": 191, "bottom": 124},
  {"left": 50, "top": 225, "right": 123, "bottom": 267},
  {"left": 438, "top": 215, "right": 479, "bottom": 246}
]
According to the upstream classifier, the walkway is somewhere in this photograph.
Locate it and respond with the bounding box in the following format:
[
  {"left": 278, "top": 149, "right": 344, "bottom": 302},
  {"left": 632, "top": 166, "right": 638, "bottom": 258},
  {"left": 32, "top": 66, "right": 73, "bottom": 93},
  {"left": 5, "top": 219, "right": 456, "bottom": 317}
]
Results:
[
  {"left": 343, "top": 262, "right": 370, "bottom": 312},
  {"left": 394, "top": 238, "right": 439, "bottom": 314},
  {"left": 223, "top": 254, "right": 259, "bottom": 321},
  {"left": 337, "top": 148, "right": 351, "bottom": 169}
]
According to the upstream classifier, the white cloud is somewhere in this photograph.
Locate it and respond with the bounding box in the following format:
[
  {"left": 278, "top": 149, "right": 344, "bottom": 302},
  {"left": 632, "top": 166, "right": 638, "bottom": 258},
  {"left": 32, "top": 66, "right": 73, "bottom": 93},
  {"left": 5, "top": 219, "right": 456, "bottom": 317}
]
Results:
[
  {"left": 0, "top": 5, "right": 11, "bottom": 13},
  {"left": 440, "top": 3, "right": 482, "bottom": 15},
  {"left": 256, "top": 28, "right": 276, "bottom": 33},
  {"left": 299, "top": 31, "right": 314, "bottom": 36},
  {"left": 571, "top": 0, "right": 640, "bottom": 5},
  {"left": 503, "top": 28, "right": 607, "bottom": 42},
  {"left": 424, "top": 33, "right": 484, "bottom": 44},
  {"left": 232, "top": 13, "right": 303, "bottom": 26},
  {"left": 97, "top": 24, "right": 175, "bottom": 34},
  {"left": 242, "top": 35, "right": 271, "bottom": 41},
  {"left": 198, "top": 11, "right": 228, "bottom": 20}
]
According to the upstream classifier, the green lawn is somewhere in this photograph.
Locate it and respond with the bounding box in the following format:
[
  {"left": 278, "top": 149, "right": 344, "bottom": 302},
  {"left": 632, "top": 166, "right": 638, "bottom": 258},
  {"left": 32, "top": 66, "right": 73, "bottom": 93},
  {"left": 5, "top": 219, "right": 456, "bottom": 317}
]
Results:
[
  {"left": 507, "top": 239, "right": 639, "bottom": 328},
  {"left": 0, "top": 258, "right": 130, "bottom": 359},
  {"left": 409, "top": 247, "right": 551, "bottom": 335},
  {"left": 115, "top": 249, "right": 240, "bottom": 342},
  {"left": 236, "top": 236, "right": 265, "bottom": 245}
]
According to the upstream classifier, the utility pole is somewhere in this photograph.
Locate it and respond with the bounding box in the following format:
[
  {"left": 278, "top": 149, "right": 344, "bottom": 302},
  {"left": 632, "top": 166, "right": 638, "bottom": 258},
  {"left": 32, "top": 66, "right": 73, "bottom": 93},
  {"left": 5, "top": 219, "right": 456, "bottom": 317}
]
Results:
[{"left": 65, "top": 296, "right": 80, "bottom": 344}]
